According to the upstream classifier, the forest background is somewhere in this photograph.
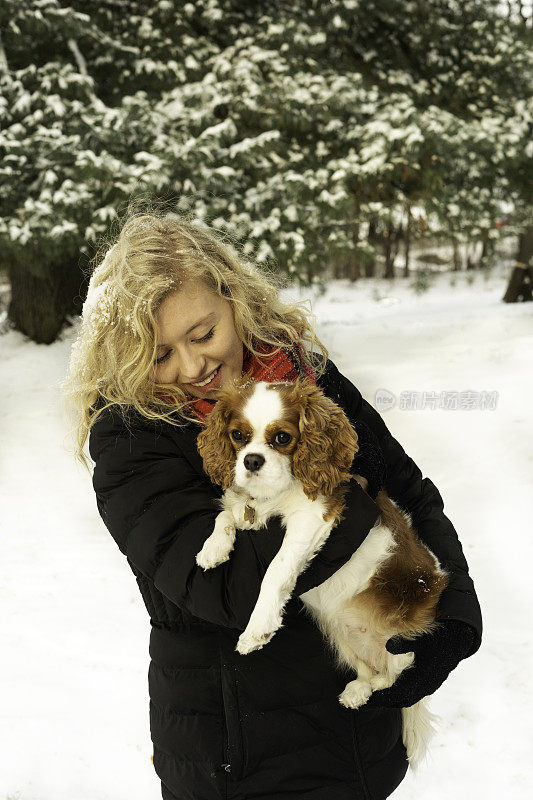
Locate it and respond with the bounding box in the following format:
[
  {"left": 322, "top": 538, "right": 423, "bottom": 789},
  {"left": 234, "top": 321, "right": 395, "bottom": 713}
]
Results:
[{"left": 0, "top": 0, "right": 531, "bottom": 343}]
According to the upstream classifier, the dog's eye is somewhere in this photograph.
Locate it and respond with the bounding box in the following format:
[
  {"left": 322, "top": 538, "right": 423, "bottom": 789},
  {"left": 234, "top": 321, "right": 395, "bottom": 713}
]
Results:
[
  {"left": 231, "top": 430, "right": 243, "bottom": 442},
  {"left": 275, "top": 432, "right": 292, "bottom": 445}
]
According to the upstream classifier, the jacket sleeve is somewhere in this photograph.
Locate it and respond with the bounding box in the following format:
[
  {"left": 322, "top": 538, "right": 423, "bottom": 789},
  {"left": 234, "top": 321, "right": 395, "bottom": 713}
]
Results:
[
  {"left": 330, "top": 361, "right": 482, "bottom": 658},
  {"left": 89, "top": 406, "right": 381, "bottom": 631}
]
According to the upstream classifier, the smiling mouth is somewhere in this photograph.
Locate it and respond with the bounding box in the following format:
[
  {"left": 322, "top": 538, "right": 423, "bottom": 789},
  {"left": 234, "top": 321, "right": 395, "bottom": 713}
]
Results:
[{"left": 190, "top": 365, "right": 220, "bottom": 388}]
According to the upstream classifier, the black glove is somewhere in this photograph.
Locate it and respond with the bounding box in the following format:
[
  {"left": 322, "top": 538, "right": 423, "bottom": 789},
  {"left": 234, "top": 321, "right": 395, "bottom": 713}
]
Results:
[{"left": 365, "top": 619, "right": 477, "bottom": 708}]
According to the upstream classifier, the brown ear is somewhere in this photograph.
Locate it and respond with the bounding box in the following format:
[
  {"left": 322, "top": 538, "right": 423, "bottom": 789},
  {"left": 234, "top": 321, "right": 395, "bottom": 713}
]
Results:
[
  {"left": 196, "top": 392, "right": 236, "bottom": 490},
  {"left": 196, "top": 376, "right": 255, "bottom": 489},
  {"left": 289, "top": 379, "right": 359, "bottom": 500}
]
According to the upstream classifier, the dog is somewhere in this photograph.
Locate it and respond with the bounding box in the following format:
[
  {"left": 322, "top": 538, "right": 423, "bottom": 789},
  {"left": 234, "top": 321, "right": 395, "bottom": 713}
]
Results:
[{"left": 195, "top": 377, "right": 449, "bottom": 765}]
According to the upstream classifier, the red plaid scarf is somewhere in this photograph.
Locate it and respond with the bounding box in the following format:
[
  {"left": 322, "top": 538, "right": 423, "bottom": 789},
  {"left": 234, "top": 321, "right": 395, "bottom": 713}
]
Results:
[{"left": 187, "top": 337, "right": 317, "bottom": 424}]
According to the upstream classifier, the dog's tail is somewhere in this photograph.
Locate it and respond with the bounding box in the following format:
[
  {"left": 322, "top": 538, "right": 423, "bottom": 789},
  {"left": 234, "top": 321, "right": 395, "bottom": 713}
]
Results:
[{"left": 401, "top": 698, "right": 438, "bottom": 770}]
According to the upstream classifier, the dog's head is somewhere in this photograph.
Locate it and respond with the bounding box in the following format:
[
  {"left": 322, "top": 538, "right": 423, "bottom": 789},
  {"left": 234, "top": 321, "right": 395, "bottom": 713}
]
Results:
[{"left": 197, "top": 377, "right": 359, "bottom": 500}]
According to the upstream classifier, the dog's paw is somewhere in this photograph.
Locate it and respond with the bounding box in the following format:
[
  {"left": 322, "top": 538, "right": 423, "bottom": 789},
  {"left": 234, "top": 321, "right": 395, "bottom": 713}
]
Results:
[
  {"left": 236, "top": 628, "right": 276, "bottom": 655},
  {"left": 196, "top": 532, "right": 234, "bottom": 570},
  {"left": 236, "top": 609, "right": 283, "bottom": 654},
  {"left": 338, "top": 679, "right": 372, "bottom": 709}
]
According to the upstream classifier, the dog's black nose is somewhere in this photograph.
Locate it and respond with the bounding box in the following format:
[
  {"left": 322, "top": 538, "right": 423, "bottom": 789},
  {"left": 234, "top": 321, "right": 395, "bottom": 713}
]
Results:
[{"left": 244, "top": 453, "right": 265, "bottom": 473}]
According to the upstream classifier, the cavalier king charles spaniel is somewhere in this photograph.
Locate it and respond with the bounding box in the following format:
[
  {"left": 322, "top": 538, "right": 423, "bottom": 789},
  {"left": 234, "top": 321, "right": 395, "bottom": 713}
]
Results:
[{"left": 195, "top": 377, "right": 448, "bottom": 765}]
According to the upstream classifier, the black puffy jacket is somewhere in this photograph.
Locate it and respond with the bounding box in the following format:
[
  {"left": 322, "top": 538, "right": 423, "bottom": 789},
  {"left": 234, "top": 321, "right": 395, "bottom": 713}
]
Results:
[{"left": 89, "top": 358, "right": 482, "bottom": 800}]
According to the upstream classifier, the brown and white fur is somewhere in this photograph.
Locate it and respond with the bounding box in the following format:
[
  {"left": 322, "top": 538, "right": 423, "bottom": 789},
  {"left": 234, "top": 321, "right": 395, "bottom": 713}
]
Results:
[{"left": 195, "top": 377, "right": 449, "bottom": 767}]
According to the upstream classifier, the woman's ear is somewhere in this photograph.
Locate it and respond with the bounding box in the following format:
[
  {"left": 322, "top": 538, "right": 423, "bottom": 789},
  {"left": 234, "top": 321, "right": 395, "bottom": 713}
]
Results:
[
  {"left": 289, "top": 379, "right": 359, "bottom": 500},
  {"left": 197, "top": 394, "right": 235, "bottom": 490}
]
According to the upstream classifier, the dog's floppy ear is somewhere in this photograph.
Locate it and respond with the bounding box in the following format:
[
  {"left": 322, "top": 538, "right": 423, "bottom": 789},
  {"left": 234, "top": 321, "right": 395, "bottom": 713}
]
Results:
[
  {"left": 196, "top": 385, "right": 238, "bottom": 490},
  {"left": 288, "top": 378, "right": 359, "bottom": 500},
  {"left": 197, "top": 376, "right": 254, "bottom": 489}
]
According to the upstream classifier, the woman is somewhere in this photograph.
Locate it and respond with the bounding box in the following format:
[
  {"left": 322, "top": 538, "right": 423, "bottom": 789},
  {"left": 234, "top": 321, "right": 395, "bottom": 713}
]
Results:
[{"left": 64, "top": 212, "right": 482, "bottom": 800}]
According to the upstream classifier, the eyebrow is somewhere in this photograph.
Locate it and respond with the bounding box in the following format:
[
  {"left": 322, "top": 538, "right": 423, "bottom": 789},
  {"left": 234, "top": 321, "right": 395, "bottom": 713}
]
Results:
[{"left": 157, "top": 312, "right": 217, "bottom": 348}]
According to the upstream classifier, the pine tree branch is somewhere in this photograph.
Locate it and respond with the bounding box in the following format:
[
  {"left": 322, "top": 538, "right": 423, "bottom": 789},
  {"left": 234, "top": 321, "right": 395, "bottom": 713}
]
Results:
[
  {"left": 67, "top": 38, "right": 87, "bottom": 75},
  {"left": 0, "top": 28, "right": 8, "bottom": 73}
]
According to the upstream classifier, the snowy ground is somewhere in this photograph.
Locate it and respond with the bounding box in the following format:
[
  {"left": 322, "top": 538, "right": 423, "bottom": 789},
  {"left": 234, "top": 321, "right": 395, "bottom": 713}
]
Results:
[{"left": 1, "top": 264, "right": 532, "bottom": 799}]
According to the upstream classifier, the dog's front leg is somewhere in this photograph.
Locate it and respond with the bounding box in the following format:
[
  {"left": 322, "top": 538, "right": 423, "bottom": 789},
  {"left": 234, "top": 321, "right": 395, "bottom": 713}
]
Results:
[
  {"left": 236, "top": 512, "right": 331, "bottom": 654},
  {"left": 196, "top": 510, "right": 237, "bottom": 570}
]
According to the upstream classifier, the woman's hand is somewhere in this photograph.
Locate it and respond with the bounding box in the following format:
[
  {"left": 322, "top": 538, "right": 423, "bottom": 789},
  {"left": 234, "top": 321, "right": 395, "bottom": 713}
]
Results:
[{"left": 366, "top": 619, "right": 477, "bottom": 708}]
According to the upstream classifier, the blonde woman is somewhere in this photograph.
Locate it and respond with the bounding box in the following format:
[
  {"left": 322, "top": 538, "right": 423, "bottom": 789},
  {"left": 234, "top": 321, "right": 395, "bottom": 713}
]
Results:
[{"left": 64, "top": 213, "right": 482, "bottom": 800}]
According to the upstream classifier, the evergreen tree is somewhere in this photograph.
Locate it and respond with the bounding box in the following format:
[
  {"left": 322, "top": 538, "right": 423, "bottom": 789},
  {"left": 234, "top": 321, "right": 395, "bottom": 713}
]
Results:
[
  {"left": 1, "top": 0, "right": 531, "bottom": 341},
  {"left": 0, "top": 0, "right": 156, "bottom": 342}
]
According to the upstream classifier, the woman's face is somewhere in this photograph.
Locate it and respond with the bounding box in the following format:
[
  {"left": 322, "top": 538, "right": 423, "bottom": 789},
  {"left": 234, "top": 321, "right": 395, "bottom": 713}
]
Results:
[{"left": 153, "top": 280, "right": 244, "bottom": 399}]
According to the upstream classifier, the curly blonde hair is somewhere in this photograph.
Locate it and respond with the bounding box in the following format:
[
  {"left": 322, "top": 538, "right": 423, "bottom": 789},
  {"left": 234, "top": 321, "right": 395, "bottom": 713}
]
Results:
[{"left": 63, "top": 210, "right": 329, "bottom": 467}]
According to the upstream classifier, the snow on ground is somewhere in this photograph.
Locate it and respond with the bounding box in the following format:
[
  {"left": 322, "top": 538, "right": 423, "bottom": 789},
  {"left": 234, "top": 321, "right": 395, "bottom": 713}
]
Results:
[{"left": 0, "top": 265, "right": 532, "bottom": 799}]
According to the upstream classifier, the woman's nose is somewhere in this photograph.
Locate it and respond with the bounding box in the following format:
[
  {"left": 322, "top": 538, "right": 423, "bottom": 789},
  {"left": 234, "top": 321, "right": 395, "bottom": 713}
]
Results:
[{"left": 176, "top": 346, "right": 207, "bottom": 383}]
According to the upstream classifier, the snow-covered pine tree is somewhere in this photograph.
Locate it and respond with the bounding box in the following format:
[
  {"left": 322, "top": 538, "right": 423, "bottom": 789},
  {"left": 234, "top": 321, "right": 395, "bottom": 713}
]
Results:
[
  {"left": 337, "top": 0, "right": 532, "bottom": 275},
  {"left": 0, "top": 0, "right": 172, "bottom": 342},
  {"left": 500, "top": 4, "right": 533, "bottom": 301},
  {"left": 151, "top": 0, "right": 532, "bottom": 283},
  {"left": 1, "top": 0, "right": 531, "bottom": 342}
]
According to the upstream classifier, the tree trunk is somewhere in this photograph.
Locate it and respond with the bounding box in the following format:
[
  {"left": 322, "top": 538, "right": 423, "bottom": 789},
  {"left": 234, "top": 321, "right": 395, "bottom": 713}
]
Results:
[
  {"left": 502, "top": 227, "right": 533, "bottom": 303},
  {"left": 365, "top": 218, "right": 377, "bottom": 277},
  {"left": 8, "top": 259, "right": 86, "bottom": 344},
  {"left": 348, "top": 256, "right": 360, "bottom": 281},
  {"left": 347, "top": 219, "right": 361, "bottom": 282},
  {"left": 452, "top": 238, "right": 462, "bottom": 271},
  {"left": 384, "top": 220, "right": 395, "bottom": 279},
  {"left": 479, "top": 234, "right": 490, "bottom": 267},
  {"left": 404, "top": 205, "right": 411, "bottom": 278},
  {"left": 466, "top": 241, "right": 477, "bottom": 270},
  {"left": 333, "top": 259, "right": 344, "bottom": 279},
  {"left": 391, "top": 226, "right": 401, "bottom": 269}
]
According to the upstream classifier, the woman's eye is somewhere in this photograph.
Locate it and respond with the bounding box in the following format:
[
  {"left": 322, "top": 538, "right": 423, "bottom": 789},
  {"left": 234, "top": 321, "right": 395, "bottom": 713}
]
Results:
[
  {"left": 156, "top": 350, "right": 171, "bottom": 364},
  {"left": 231, "top": 430, "right": 243, "bottom": 442},
  {"left": 275, "top": 432, "right": 292, "bottom": 445},
  {"left": 195, "top": 327, "right": 215, "bottom": 343},
  {"left": 155, "top": 326, "right": 215, "bottom": 365}
]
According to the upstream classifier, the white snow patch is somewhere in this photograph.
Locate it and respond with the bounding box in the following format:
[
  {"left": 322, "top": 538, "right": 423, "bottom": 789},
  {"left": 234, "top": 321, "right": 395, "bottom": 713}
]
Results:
[{"left": 1, "top": 263, "right": 532, "bottom": 798}]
